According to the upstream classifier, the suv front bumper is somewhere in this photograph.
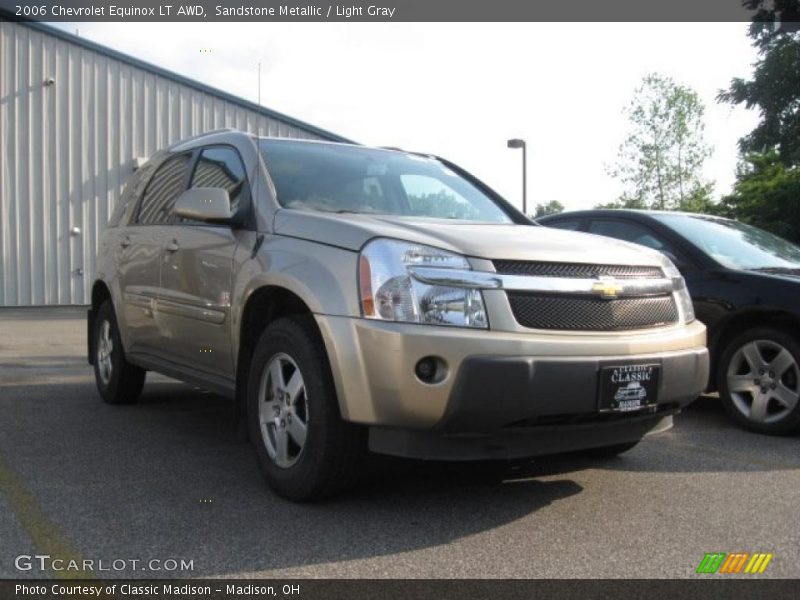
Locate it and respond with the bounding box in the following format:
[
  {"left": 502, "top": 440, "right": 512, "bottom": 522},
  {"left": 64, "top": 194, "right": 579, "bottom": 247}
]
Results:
[{"left": 316, "top": 316, "right": 708, "bottom": 459}]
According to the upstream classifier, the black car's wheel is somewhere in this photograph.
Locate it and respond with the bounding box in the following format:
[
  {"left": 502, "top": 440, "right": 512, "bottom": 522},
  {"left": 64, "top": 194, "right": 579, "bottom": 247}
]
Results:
[
  {"left": 246, "top": 316, "right": 366, "bottom": 501},
  {"left": 718, "top": 327, "right": 800, "bottom": 435},
  {"left": 93, "top": 301, "right": 145, "bottom": 404}
]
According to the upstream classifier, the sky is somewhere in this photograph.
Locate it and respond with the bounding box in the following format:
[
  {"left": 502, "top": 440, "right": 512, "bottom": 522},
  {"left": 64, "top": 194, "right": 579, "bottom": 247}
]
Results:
[{"left": 55, "top": 22, "right": 762, "bottom": 213}]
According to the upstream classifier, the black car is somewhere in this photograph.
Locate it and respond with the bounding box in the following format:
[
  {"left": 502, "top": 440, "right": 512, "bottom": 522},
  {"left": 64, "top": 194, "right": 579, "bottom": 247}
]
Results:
[{"left": 538, "top": 209, "right": 800, "bottom": 435}]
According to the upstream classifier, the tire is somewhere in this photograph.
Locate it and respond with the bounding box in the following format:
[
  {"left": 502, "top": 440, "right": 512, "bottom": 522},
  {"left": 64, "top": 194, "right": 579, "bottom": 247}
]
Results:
[
  {"left": 581, "top": 441, "right": 640, "bottom": 458},
  {"left": 246, "top": 316, "right": 366, "bottom": 501},
  {"left": 717, "top": 327, "right": 800, "bottom": 435},
  {"left": 92, "top": 301, "right": 146, "bottom": 404}
]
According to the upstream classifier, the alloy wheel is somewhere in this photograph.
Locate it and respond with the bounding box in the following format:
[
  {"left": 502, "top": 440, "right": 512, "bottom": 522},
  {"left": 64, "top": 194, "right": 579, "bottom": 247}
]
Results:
[
  {"left": 258, "top": 353, "right": 309, "bottom": 468},
  {"left": 726, "top": 340, "right": 800, "bottom": 425},
  {"left": 96, "top": 320, "right": 114, "bottom": 385}
]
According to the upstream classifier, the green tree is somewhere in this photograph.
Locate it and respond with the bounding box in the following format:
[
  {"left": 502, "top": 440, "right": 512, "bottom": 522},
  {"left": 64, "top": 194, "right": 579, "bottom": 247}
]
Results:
[
  {"left": 594, "top": 197, "right": 647, "bottom": 210},
  {"left": 718, "top": 1, "right": 800, "bottom": 166},
  {"left": 533, "top": 200, "right": 565, "bottom": 218},
  {"left": 718, "top": 151, "right": 800, "bottom": 242},
  {"left": 714, "top": 1, "right": 800, "bottom": 239},
  {"left": 609, "top": 73, "right": 713, "bottom": 211}
]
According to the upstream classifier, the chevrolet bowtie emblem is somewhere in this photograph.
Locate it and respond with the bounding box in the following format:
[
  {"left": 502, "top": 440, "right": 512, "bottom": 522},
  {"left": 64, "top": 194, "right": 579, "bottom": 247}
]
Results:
[{"left": 591, "top": 278, "right": 624, "bottom": 299}]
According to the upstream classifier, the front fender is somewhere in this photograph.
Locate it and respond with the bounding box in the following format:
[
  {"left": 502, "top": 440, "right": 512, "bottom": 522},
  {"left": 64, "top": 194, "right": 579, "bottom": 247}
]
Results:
[
  {"left": 230, "top": 234, "right": 360, "bottom": 418},
  {"left": 230, "top": 233, "right": 359, "bottom": 354}
]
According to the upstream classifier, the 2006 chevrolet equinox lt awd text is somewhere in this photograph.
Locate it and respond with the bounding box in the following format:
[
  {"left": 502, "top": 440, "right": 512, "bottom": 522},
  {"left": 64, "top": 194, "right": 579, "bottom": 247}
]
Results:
[{"left": 88, "top": 130, "right": 708, "bottom": 501}]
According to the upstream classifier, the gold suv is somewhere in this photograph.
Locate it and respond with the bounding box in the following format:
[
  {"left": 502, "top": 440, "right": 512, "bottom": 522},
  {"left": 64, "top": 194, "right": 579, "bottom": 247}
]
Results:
[{"left": 88, "top": 131, "right": 708, "bottom": 501}]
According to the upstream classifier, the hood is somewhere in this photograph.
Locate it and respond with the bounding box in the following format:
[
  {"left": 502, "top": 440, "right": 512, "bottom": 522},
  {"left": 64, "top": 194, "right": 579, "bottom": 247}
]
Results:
[{"left": 273, "top": 210, "right": 664, "bottom": 266}]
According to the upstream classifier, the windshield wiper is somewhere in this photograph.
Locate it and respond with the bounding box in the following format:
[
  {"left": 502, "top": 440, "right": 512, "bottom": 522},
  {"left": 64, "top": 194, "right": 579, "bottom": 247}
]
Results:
[
  {"left": 303, "top": 207, "right": 364, "bottom": 215},
  {"left": 333, "top": 209, "right": 388, "bottom": 215}
]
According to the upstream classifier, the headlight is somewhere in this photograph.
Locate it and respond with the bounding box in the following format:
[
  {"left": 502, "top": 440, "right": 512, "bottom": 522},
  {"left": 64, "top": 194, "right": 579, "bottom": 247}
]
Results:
[
  {"left": 661, "top": 256, "right": 695, "bottom": 324},
  {"left": 359, "top": 238, "right": 488, "bottom": 328}
]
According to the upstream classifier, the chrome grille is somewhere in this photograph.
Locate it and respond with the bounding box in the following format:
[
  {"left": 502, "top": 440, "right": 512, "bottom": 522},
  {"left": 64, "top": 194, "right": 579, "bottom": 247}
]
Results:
[
  {"left": 507, "top": 293, "right": 679, "bottom": 331},
  {"left": 493, "top": 260, "right": 663, "bottom": 279}
]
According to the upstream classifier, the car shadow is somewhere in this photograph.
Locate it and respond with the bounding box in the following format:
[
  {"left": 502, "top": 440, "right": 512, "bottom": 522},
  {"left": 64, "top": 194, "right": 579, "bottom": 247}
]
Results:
[
  {"left": 504, "top": 395, "right": 800, "bottom": 479},
  {"left": 2, "top": 379, "right": 797, "bottom": 578},
  {"left": 0, "top": 379, "right": 583, "bottom": 578}
]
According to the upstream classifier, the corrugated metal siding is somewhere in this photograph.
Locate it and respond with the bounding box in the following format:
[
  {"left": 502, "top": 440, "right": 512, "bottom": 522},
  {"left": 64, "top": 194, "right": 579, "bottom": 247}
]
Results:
[{"left": 0, "top": 20, "right": 338, "bottom": 306}]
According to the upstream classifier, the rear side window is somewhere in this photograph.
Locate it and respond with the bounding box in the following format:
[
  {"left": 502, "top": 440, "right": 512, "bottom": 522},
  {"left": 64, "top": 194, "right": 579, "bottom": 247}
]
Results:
[
  {"left": 136, "top": 154, "right": 192, "bottom": 225},
  {"left": 189, "top": 146, "right": 248, "bottom": 214}
]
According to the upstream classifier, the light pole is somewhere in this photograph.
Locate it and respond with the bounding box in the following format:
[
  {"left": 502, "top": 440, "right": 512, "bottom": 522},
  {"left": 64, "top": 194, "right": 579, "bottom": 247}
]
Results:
[{"left": 507, "top": 138, "right": 527, "bottom": 216}]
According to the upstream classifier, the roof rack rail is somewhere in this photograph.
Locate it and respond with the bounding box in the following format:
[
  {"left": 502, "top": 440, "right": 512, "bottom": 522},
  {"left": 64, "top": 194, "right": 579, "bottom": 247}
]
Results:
[{"left": 166, "top": 128, "right": 240, "bottom": 149}]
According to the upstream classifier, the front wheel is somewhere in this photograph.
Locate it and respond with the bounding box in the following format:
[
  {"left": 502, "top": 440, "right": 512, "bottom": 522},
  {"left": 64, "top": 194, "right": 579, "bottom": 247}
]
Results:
[
  {"left": 93, "top": 301, "right": 145, "bottom": 404},
  {"left": 246, "top": 316, "right": 366, "bottom": 501},
  {"left": 718, "top": 327, "right": 800, "bottom": 435}
]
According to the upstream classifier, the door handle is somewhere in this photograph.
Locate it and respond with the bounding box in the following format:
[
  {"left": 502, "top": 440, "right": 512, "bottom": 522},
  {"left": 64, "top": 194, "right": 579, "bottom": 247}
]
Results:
[
  {"left": 120, "top": 236, "right": 131, "bottom": 248},
  {"left": 165, "top": 240, "right": 180, "bottom": 253}
]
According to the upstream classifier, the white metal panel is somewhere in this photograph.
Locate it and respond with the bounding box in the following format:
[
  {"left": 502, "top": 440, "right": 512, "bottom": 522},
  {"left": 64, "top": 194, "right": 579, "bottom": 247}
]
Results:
[{"left": 0, "top": 20, "right": 342, "bottom": 305}]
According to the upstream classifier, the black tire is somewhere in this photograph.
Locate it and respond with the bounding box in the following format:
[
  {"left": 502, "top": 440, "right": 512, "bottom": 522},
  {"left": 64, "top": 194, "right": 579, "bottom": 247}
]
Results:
[
  {"left": 92, "top": 301, "right": 146, "bottom": 404},
  {"left": 246, "top": 316, "right": 366, "bottom": 502},
  {"left": 580, "top": 440, "right": 640, "bottom": 458},
  {"left": 717, "top": 327, "right": 800, "bottom": 435}
]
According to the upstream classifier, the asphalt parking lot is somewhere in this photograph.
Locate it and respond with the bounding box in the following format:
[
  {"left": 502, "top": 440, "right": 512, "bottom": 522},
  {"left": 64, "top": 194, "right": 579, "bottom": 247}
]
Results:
[{"left": 1, "top": 307, "right": 798, "bottom": 579}]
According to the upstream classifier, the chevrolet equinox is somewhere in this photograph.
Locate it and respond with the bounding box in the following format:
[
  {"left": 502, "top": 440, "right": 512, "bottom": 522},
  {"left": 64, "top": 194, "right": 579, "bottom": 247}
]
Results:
[{"left": 88, "top": 130, "right": 708, "bottom": 501}]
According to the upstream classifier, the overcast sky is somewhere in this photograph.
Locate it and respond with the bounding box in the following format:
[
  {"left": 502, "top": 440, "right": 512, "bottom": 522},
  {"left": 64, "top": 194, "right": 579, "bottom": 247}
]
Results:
[{"left": 55, "top": 22, "right": 761, "bottom": 213}]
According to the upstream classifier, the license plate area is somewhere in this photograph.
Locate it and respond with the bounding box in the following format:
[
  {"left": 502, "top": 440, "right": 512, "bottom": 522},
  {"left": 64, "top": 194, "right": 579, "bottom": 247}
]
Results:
[{"left": 599, "top": 364, "right": 660, "bottom": 413}]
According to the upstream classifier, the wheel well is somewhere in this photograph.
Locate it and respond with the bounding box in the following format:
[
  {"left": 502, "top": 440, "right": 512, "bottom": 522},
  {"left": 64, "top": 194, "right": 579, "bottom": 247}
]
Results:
[
  {"left": 91, "top": 281, "right": 112, "bottom": 312},
  {"left": 235, "top": 287, "right": 318, "bottom": 419},
  {"left": 709, "top": 310, "right": 800, "bottom": 390}
]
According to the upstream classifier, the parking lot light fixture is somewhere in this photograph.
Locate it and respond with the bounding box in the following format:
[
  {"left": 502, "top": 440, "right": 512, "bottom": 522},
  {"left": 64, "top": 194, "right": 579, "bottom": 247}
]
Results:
[{"left": 507, "top": 138, "right": 527, "bottom": 216}]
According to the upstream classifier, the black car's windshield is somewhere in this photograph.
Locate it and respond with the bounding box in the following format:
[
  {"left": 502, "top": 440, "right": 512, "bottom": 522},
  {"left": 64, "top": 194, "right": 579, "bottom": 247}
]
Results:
[
  {"left": 258, "top": 140, "right": 512, "bottom": 223},
  {"left": 653, "top": 214, "right": 800, "bottom": 270}
]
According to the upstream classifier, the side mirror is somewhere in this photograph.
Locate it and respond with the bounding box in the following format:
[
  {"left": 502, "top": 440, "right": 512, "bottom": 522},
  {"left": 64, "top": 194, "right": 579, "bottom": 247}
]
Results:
[{"left": 173, "top": 188, "right": 233, "bottom": 224}]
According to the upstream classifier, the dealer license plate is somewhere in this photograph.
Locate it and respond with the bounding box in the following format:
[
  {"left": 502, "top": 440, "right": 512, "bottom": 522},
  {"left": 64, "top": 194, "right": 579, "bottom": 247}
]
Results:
[{"left": 599, "top": 364, "right": 660, "bottom": 412}]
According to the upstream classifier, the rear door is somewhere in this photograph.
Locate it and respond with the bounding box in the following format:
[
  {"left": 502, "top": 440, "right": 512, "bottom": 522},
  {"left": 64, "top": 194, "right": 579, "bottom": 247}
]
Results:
[
  {"left": 156, "top": 146, "right": 248, "bottom": 379},
  {"left": 117, "top": 153, "right": 192, "bottom": 358}
]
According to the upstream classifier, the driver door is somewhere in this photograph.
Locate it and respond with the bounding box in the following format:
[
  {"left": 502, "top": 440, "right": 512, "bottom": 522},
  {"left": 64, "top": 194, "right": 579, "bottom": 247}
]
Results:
[{"left": 155, "top": 146, "right": 249, "bottom": 379}]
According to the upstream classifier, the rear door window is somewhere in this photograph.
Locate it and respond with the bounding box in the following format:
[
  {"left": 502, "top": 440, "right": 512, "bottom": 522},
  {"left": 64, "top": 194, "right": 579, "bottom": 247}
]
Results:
[{"left": 112, "top": 161, "right": 156, "bottom": 227}]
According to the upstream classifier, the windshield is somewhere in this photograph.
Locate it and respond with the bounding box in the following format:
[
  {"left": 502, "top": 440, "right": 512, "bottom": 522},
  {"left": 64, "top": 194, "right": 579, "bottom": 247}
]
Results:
[
  {"left": 653, "top": 214, "right": 800, "bottom": 270},
  {"left": 258, "top": 140, "right": 512, "bottom": 223}
]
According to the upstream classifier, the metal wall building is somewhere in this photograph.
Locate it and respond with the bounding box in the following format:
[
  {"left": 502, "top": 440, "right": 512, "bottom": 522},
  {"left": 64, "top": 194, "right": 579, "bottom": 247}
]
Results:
[{"left": 0, "top": 19, "right": 351, "bottom": 306}]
